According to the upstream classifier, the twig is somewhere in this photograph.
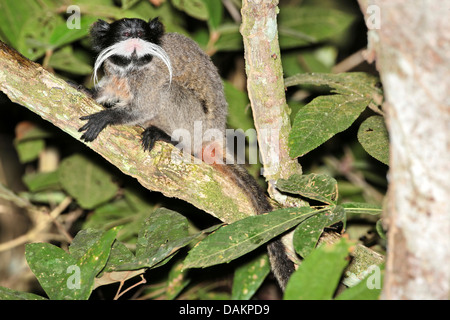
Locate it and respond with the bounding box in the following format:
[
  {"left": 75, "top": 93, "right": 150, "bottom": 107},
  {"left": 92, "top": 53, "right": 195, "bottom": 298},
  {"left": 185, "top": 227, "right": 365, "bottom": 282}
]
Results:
[
  {"left": 332, "top": 49, "right": 366, "bottom": 73},
  {"left": 222, "top": 0, "right": 241, "bottom": 22},
  {"left": 113, "top": 275, "right": 147, "bottom": 300},
  {"left": 46, "top": 196, "right": 74, "bottom": 242},
  {"left": 0, "top": 182, "right": 32, "bottom": 209},
  {"left": 324, "top": 148, "right": 384, "bottom": 204},
  {"left": 0, "top": 191, "right": 73, "bottom": 252}
]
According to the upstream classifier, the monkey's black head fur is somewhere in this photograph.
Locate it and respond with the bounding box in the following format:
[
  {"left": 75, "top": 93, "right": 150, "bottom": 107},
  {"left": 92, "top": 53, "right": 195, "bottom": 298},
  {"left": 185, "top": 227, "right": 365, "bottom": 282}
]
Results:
[{"left": 90, "top": 17, "right": 165, "bottom": 53}]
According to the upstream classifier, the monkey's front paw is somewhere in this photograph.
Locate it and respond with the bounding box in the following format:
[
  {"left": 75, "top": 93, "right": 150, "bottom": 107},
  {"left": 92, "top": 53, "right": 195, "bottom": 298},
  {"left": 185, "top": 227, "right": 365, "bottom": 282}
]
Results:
[{"left": 78, "top": 111, "right": 110, "bottom": 142}]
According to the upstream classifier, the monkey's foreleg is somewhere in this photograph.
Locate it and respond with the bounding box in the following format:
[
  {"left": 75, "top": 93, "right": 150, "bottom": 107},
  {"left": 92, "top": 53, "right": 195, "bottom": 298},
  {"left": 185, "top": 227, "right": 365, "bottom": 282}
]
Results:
[{"left": 79, "top": 108, "right": 141, "bottom": 142}]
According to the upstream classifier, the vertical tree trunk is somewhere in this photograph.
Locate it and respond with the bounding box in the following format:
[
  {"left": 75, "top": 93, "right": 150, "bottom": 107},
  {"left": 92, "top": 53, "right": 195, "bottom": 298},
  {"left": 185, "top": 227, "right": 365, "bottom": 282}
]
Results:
[
  {"left": 358, "top": 0, "right": 450, "bottom": 299},
  {"left": 240, "top": 0, "right": 301, "bottom": 185},
  {"left": 240, "top": 0, "right": 303, "bottom": 265}
]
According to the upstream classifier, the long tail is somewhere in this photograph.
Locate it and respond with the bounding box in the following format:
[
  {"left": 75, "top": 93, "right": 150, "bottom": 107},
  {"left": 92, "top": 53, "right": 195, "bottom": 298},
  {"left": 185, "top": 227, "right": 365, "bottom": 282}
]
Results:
[{"left": 217, "top": 163, "right": 295, "bottom": 290}]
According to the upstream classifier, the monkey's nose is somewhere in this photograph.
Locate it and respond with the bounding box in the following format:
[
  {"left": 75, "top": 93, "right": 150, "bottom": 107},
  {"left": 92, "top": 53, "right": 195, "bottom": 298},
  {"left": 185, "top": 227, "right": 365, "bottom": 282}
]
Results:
[{"left": 124, "top": 38, "right": 143, "bottom": 53}]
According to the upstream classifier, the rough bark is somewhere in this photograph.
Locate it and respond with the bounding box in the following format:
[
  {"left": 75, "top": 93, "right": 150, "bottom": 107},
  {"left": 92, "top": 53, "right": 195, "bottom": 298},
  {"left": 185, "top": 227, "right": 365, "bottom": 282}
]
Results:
[
  {"left": 358, "top": 0, "right": 450, "bottom": 299},
  {"left": 0, "top": 40, "right": 257, "bottom": 224},
  {"left": 240, "top": 0, "right": 304, "bottom": 264},
  {"left": 240, "top": 0, "right": 302, "bottom": 187}
]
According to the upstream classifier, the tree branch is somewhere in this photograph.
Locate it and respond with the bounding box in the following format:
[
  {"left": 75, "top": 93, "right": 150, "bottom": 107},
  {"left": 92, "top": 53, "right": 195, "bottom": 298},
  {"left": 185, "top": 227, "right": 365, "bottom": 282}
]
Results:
[
  {"left": 240, "top": 0, "right": 301, "bottom": 188},
  {"left": 0, "top": 41, "right": 257, "bottom": 224},
  {"left": 240, "top": 0, "right": 305, "bottom": 264}
]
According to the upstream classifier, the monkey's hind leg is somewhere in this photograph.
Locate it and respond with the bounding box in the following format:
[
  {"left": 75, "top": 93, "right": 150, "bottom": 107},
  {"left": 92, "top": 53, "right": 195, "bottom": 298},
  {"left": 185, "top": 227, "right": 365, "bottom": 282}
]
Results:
[{"left": 141, "top": 126, "right": 178, "bottom": 152}]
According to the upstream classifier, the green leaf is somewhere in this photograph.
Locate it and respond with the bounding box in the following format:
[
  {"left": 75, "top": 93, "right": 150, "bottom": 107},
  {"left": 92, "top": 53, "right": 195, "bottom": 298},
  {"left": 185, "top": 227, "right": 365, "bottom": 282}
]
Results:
[
  {"left": 336, "top": 277, "right": 382, "bottom": 300},
  {"left": 26, "top": 228, "right": 118, "bottom": 300},
  {"left": 166, "top": 259, "right": 191, "bottom": 300},
  {"left": 376, "top": 220, "right": 387, "bottom": 240},
  {"left": 69, "top": 229, "right": 105, "bottom": 260},
  {"left": 0, "top": 0, "right": 53, "bottom": 59},
  {"left": 0, "top": 286, "right": 47, "bottom": 300},
  {"left": 357, "top": 115, "right": 389, "bottom": 165},
  {"left": 49, "top": 46, "right": 93, "bottom": 75},
  {"left": 120, "top": 0, "right": 142, "bottom": 10},
  {"left": 276, "top": 173, "right": 338, "bottom": 204},
  {"left": 203, "top": 0, "right": 223, "bottom": 30},
  {"left": 224, "top": 81, "right": 254, "bottom": 132},
  {"left": 286, "top": 73, "right": 382, "bottom": 158},
  {"left": 278, "top": 6, "right": 355, "bottom": 49},
  {"left": 81, "top": 185, "right": 155, "bottom": 235},
  {"left": 48, "top": 15, "right": 98, "bottom": 49},
  {"left": 15, "top": 139, "right": 45, "bottom": 163},
  {"left": 82, "top": 199, "right": 138, "bottom": 230},
  {"left": 214, "top": 23, "right": 243, "bottom": 51},
  {"left": 231, "top": 252, "right": 271, "bottom": 300},
  {"left": 282, "top": 46, "right": 338, "bottom": 77},
  {"left": 135, "top": 208, "right": 189, "bottom": 260},
  {"left": 183, "top": 206, "right": 318, "bottom": 269},
  {"left": 114, "top": 208, "right": 196, "bottom": 270},
  {"left": 0, "top": 0, "right": 39, "bottom": 47},
  {"left": 23, "top": 171, "right": 61, "bottom": 192},
  {"left": 14, "top": 124, "right": 52, "bottom": 163},
  {"left": 172, "top": 0, "right": 208, "bottom": 20},
  {"left": 69, "top": 229, "right": 134, "bottom": 274},
  {"left": 94, "top": 240, "right": 146, "bottom": 289},
  {"left": 59, "top": 154, "right": 118, "bottom": 209},
  {"left": 341, "top": 202, "right": 382, "bottom": 216},
  {"left": 293, "top": 205, "right": 345, "bottom": 258},
  {"left": 104, "top": 240, "right": 136, "bottom": 272},
  {"left": 284, "top": 238, "right": 351, "bottom": 300},
  {"left": 68, "top": 0, "right": 126, "bottom": 20},
  {"left": 285, "top": 72, "right": 382, "bottom": 98},
  {"left": 25, "top": 243, "right": 78, "bottom": 300},
  {"left": 290, "top": 93, "right": 367, "bottom": 156},
  {"left": 19, "top": 190, "right": 67, "bottom": 204},
  {"left": 75, "top": 228, "right": 118, "bottom": 289}
]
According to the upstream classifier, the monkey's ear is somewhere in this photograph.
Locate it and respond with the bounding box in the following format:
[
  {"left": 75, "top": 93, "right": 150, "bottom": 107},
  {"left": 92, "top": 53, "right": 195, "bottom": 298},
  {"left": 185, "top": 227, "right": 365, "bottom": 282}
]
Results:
[
  {"left": 91, "top": 19, "right": 110, "bottom": 35},
  {"left": 90, "top": 19, "right": 111, "bottom": 52},
  {"left": 148, "top": 17, "right": 164, "bottom": 35}
]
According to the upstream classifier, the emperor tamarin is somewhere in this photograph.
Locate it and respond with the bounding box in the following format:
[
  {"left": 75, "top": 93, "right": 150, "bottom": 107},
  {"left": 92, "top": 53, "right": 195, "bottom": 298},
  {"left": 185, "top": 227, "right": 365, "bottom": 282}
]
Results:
[{"left": 78, "top": 17, "right": 295, "bottom": 290}]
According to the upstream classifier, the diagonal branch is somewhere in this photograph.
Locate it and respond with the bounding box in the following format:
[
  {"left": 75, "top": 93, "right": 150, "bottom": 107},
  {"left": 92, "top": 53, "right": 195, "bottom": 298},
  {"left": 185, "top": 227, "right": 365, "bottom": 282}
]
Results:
[{"left": 0, "top": 41, "right": 256, "bottom": 224}]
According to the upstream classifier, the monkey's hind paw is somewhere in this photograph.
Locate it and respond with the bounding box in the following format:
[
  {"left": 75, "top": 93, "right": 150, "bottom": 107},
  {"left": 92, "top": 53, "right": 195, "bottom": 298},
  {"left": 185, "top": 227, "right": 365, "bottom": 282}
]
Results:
[{"left": 141, "top": 126, "right": 176, "bottom": 152}]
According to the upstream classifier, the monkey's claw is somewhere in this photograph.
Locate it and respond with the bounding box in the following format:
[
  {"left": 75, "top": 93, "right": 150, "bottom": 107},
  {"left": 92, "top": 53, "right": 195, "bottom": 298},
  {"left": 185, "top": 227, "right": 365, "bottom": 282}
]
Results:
[
  {"left": 141, "top": 127, "right": 158, "bottom": 152},
  {"left": 78, "top": 111, "right": 110, "bottom": 142},
  {"left": 141, "top": 126, "right": 176, "bottom": 152}
]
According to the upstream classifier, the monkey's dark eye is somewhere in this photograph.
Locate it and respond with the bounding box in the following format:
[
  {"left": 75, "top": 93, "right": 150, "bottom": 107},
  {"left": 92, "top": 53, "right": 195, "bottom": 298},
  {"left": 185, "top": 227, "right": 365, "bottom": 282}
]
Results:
[
  {"left": 137, "top": 30, "right": 144, "bottom": 37},
  {"left": 122, "top": 31, "right": 131, "bottom": 37}
]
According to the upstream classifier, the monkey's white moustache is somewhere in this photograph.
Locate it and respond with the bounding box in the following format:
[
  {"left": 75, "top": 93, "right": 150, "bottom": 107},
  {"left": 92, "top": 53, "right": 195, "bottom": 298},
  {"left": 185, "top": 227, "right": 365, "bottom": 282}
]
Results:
[{"left": 93, "top": 38, "right": 173, "bottom": 85}]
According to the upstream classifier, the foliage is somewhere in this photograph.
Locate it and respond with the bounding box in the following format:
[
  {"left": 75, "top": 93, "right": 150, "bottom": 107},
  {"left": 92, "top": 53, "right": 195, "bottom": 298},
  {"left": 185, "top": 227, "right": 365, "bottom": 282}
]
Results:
[{"left": 0, "top": 0, "right": 387, "bottom": 300}]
